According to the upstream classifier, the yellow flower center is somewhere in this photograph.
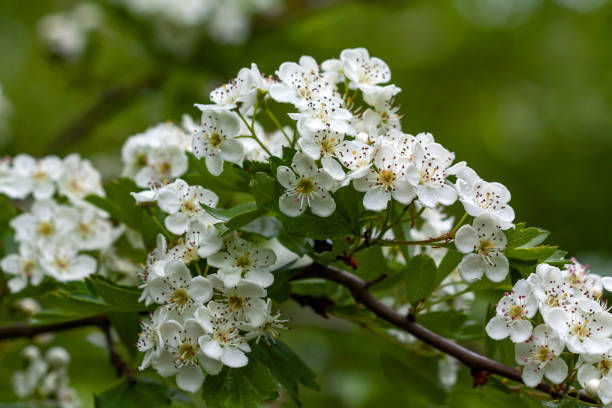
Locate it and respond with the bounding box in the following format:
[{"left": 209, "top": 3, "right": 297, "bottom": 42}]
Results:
[
  {"left": 207, "top": 132, "right": 222, "bottom": 148},
  {"left": 296, "top": 178, "right": 315, "bottom": 194},
  {"left": 378, "top": 170, "right": 396, "bottom": 187},
  {"left": 37, "top": 221, "right": 55, "bottom": 237},
  {"left": 171, "top": 288, "right": 190, "bottom": 306},
  {"left": 178, "top": 342, "right": 197, "bottom": 362}
]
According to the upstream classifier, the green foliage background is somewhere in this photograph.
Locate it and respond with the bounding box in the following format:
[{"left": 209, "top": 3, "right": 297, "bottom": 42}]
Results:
[{"left": 1, "top": 0, "right": 611, "bottom": 406}]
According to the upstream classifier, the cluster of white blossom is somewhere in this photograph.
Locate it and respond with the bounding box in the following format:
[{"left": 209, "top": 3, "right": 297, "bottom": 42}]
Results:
[
  {"left": 38, "top": 2, "right": 104, "bottom": 60},
  {"left": 134, "top": 179, "right": 287, "bottom": 392},
  {"left": 12, "top": 346, "right": 79, "bottom": 408},
  {"left": 123, "top": 48, "right": 523, "bottom": 392},
  {"left": 119, "top": 0, "right": 282, "bottom": 45},
  {"left": 0, "top": 154, "right": 119, "bottom": 290},
  {"left": 486, "top": 259, "right": 612, "bottom": 403}
]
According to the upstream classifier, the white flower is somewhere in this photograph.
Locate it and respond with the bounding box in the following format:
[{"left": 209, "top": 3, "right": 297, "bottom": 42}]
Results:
[
  {"left": 11, "top": 154, "right": 63, "bottom": 200},
  {"left": 289, "top": 94, "right": 353, "bottom": 136},
  {"left": 269, "top": 56, "right": 330, "bottom": 110},
  {"left": 276, "top": 152, "right": 336, "bottom": 217},
  {"left": 10, "top": 199, "right": 78, "bottom": 244},
  {"left": 438, "top": 355, "right": 459, "bottom": 389},
  {"left": 208, "top": 275, "right": 268, "bottom": 326},
  {"left": 578, "top": 351, "right": 612, "bottom": 404},
  {"left": 455, "top": 214, "right": 509, "bottom": 283},
  {"left": 547, "top": 299, "right": 612, "bottom": 354},
  {"left": 455, "top": 167, "right": 515, "bottom": 230},
  {"left": 73, "top": 207, "right": 115, "bottom": 251},
  {"left": 340, "top": 48, "right": 391, "bottom": 88},
  {"left": 298, "top": 127, "right": 346, "bottom": 180},
  {"left": 527, "top": 263, "right": 573, "bottom": 319},
  {"left": 12, "top": 346, "right": 48, "bottom": 399},
  {"left": 243, "top": 299, "right": 288, "bottom": 344},
  {"left": 40, "top": 242, "right": 97, "bottom": 282},
  {"left": 207, "top": 236, "right": 276, "bottom": 288},
  {"left": 486, "top": 279, "right": 538, "bottom": 343},
  {"left": 195, "top": 306, "right": 251, "bottom": 368},
  {"left": 192, "top": 109, "right": 244, "bottom": 176},
  {"left": 157, "top": 179, "right": 219, "bottom": 235},
  {"left": 515, "top": 324, "right": 567, "bottom": 387},
  {"left": 169, "top": 221, "right": 223, "bottom": 264},
  {"left": 137, "top": 307, "right": 168, "bottom": 370},
  {"left": 200, "top": 63, "right": 264, "bottom": 113},
  {"left": 57, "top": 154, "right": 105, "bottom": 204},
  {"left": 147, "top": 260, "right": 213, "bottom": 313},
  {"left": 1, "top": 243, "right": 45, "bottom": 292},
  {"left": 156, "top": 319, "right": 222, "bottom": 392},
  {"left": 353, "top": 145, "right": 415, "bottom": 211},
  {"left": 406, "top": 142, "right": 458, "bottom": 208},
  {"left": 335, "top": 140, "right": 374, "bottom": 180}
]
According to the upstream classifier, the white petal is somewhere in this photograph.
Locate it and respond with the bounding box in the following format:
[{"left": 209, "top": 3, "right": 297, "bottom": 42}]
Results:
[
  {"left": 510, "top": 320, "right": 533, "bottom": 343},
  {"left": 521, "top": 365, "right": 544, "bottom": 387},
  {"left": 200, "top": 338, "right": 223, "bottom": 360},
  {"left": 176, "top": 365, "right": 205, "bottom": 393},
  {"left": 321, "top": 156, "right": 345, "bottom": 181},
  {"left": 544, "top": 358, "right": 568, "bottom": 384},
  {"left": 221, "top": 347, "right": 248, "bottom": 368},
  {"left": 205, "top": 154, "right": 224, "bottom": 177},
  {"left": 454, "top": 225, "right": 477, "bottom": 254},
  {"left": 485, "top": 316, "right": 510, "bottom": 340},
  {"left": 309, "top": 192, "right": 336, "bottom": 217},
  {"left": 484, "top": 255, "right": 509, "bottom": 283},
  {"left": 391, "top": 180, "right": 416, "bottom": 205},
  {"left": 165, "top": 212, "right": 189, "bottom": 235},
  {"left": 279, "top": 192, "right": 305, "bottom": 217},
  {"left": 220, "top": 139, "right": 244, "bottom": 164},
  {"left": 160, "top": 320, "right": 183, "bottom": 348},
  {"left": 457, "top": 253, "right": 485, "bottom": 283},
  {"left": 188, "top": 277, "right": 213, "bottom": 303},
  {"left": 277, "top": 166, "right": 297, "bottom": 189},
  {"left": 362, "top": 186, "right": 390, "bottom": 211}
]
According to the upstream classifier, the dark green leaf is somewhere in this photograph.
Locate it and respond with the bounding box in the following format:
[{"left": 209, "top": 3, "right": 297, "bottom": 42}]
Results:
[
  {"left": 506, "top": 246, "right": 558, "bottom": 261},
  {"left": 249, "top": 172, "right": 279, "bottom": 208},
  {"left": 404, "top": 254, "right": 437, "bottom": 306},
  {"left": 183, "top": 153, "right": 248, "bottom": 194},
  {"left": 86, "top": 275, "right": 148, "bottom": 312},
  {"left": 202, "top": 202, "right": 257, "bottom": 221},
  {"left": 250, "top": 340, "right": 319, "bottom": 406},
  {"left": 202, "top": 360, "right": 278, "bottom": 408},
  {"left": 504, "top": 224, "right": 545, "bottom": 249},
  {"left": 95, "top": 377, "right": 172, "bottom": 408}
]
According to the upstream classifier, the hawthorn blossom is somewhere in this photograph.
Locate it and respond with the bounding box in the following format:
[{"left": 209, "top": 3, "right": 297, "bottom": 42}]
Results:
[
  {"left": 157, "top": 179, "right": 219, "bottom": 235},
  {"left": 207, "top": 236, "right": 277, "bottom": 288},
  {"left": 298, "top": 127, "right": 346, "bottom": 180},
  {"left": 340, "top": 48, "right": 391, "bottom": 88},
  {"left": 169, "top": 221, "right": 223, "bottom": 263},
  {"left": 289, "top": 94, "right": 353, "bottom": 136},
  {"left": 147, "top": 260, "right": 213, "bottom": 313},
  {"left": 137, "top": 307, "right": 168, "bottom": 370},
  {"left": 57, "top": 154, "right": 105, "bottom": 204},
  {"left": 269, "top": 55, "right": 331, "bottom": 110},
  {"left": 157, "top": 319, "right": 222, "bottom": 392},
  {"left": 73, "top": 207, "right": 115, "bottom": 251},
  {"left": 515, "top": 324, "right": 567, "bottom": 387},
  {"left": 277, "top": 152, "right": 336, "bottom": 217},
  {"left": 0, "top": 244, "right": 45, "bottom": 293},
  {"left": 485, "top": 279, "right": 538, "bottom": 343},
  {"left": 527, "top": 263, "right": 573, "bottom": 319},
  {"left": 353, "top": 145, "right": 415, "bottom": 211},
  {"left": 208, "top": 275, "right": 268, "bottom": 326},
  {"left": 192, "top": 109, "right": 244, "bottom": 176},
  {"left": 335, "top": 140, "right": 374, "bottom": 180},
  {"left": 406, "top": 142, "right": 458, "bottom": 208},
  {"left": 10, "top": 154, "right": 63, "bottom": 200},
  {"left": 578, "top": 351, "right": 612, "bottom": 404},
  {"left": 547, "top": 299, "right": 612, "bottom": 354},
  {"left": 455, "top": 214, "right": 509, "bottom": 283},
  {"left": 40, "top": 242, "right": 97, "bottom": 282},
  {"left": 243, "top": 299, "right": 288, "bottom": 344},
  {"left": 455, "top": 167, "right": 515, "bottom": 229},
  {"left": 10, "top": 199, "right": 78, "bottom": 244},
  {"left": 195, "top": 306, "right": 251, "bottom": 368}
]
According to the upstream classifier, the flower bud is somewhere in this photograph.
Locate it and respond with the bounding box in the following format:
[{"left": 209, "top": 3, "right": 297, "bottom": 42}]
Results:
[
  {"left": 22, "top": 345, "right": 40, "bottom": 361},
  {"left": 585, "top": 378, "right": 600, "bottom": 397},
  {"left": 46, "top": 347, "right": 70, "bottom": 367}
]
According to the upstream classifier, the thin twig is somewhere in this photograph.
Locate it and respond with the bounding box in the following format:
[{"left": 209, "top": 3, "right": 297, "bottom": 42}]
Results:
[
  {"left": 100, "top": 318, "right": 136, "bottom": 385},
  {"left": 296, "top": 263, "right": 596, "bottom": 404},
  {"left": 0, "top": 315, "right": 108, "bottom": 339}
]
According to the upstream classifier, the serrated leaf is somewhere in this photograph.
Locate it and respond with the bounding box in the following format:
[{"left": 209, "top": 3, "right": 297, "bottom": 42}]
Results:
[
  {"left": 404, "top": 254, "right": 437, "bottom": 306},
  {"left": 250, "top": 340, "right": 319, "bottom": 406},
  {"left": 86, "top": 275, "right": 147, "bottom": 312},
  {"left": 94, "top": 377, "right": 171, "bottom": 408},
  {"left": 202, "top": 202, "right": 257, "bottom": 221},
  {"left": 277, "top": 212, "right": 354, "bottom": 240},
  {"left": 202, "top": 360, "right": 278, "bottom": 408},
  {"left": 506, "top": 246, "right": 558, "bottom": 261},
  {"left": 504, "top": 224, "right": 544, "bottom": 249},
  {"left": 183, "top": 153, "right": 248, "bottom": 194},
  {"left": 434, "top": 249, "right": 463, "bottom": 288},
  {"left": 333, "top": 186, "right": 364, "bottom": 234}
]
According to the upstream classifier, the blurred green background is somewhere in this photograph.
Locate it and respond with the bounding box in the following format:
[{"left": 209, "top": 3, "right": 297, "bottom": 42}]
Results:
[{"left": 1, "top": 0, "right": 611, "bottom": 406}]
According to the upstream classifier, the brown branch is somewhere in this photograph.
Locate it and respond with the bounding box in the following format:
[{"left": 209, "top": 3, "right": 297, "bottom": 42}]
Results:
[
  {"left": 0, "top": 314, "right": 135, "bottom": 384},
  {"left": 0, "top": 315, "right": 108, "bottom": 339},
  {"left": 297, "top": 263, "right": 596, "bottom": 404}
]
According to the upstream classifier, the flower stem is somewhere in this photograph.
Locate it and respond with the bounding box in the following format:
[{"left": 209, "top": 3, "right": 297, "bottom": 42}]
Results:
[{"left": 236, "top": 110, "right": 273, "bottom": 157}]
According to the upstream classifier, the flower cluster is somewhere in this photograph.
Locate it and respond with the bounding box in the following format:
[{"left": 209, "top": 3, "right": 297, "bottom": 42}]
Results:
[
  {"left": 12, "top": 346, "right": 79, "bottom": 408},
  {"left": 0, "top": 154, "right": 119, "bottom": 290},
  {"left": 134, "top": 178, "right": 287, "bottom": 392},
  {"left": 119, "top": 0, "right": 283, "bottom": 45},
  {"left": 38, "top": 2, "right": 104, "bottom": 60},
  {"left": 486, "top": 259, "right": 612, "bottom": 402}
]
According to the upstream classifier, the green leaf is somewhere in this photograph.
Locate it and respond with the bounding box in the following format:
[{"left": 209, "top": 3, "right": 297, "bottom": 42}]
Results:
[
  {"left": 404, "top": 254, "right": 437, "bottom": 306},
  {"left": 202, "top": 360, "right": 279, "bottom": 408},
  {"left": 416, "top": 311, "right": 468, "bottom": 338},
  {"left": 94, "top": 377, "right": 172, "bottom": 408},
  {"left": 202, "top": 202, "right": 257, "bottom": 221},
  {"left": 86, "top": 275, "right": 147, "bottom": 312},
  {"left": 183, "top": 153, "right": 248, "bottom": 194},
  {"left": 506, "top": 246, "right": 558, "bottom": 261},
  {"left": 277, "top": 212, "right": 354, "bottom": 240},
  {"left": 333, "top": 186, "right": 364, "bottom": 234},
  {"left": 433, "top": 249, "right": 463, "bottom": 288},
  {"left": 108, "top": 312, "right": 141, "bottom": 356},
  {"left": 504, "top": 224, "right": 545, "bottom": 249},
  {"left": 249, "top": 172, "right": 279, "bottom": 208},
  {"left": 250, "top": 340, "right": 319, "bottom": 406}
]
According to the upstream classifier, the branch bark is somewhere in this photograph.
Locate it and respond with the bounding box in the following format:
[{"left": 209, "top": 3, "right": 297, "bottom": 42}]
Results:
[{"left": 297, "top": 263, "right": 596, "bottom": 404}]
